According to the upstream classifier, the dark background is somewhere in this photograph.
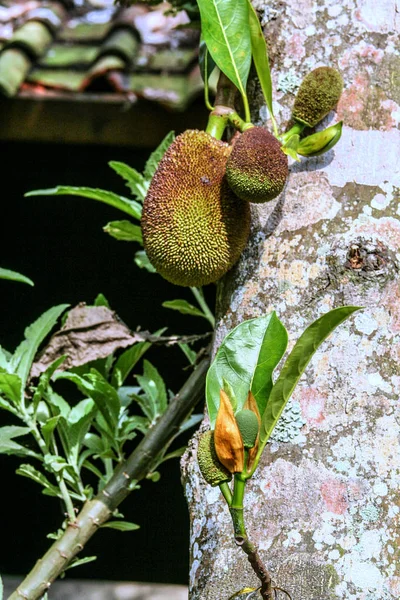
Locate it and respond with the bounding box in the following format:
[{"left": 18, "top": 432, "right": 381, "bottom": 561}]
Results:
[{"left": 0, "top": 139, "right": 215, "bottom": 585}]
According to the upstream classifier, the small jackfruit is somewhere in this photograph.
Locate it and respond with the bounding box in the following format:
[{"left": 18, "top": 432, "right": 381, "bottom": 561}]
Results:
[
  {"left": 292, "top": 67, "right": 343, "bottom": 128},
  {"left": 226, "top": 127, "right": 288, "bottom": 203},
  {"left": 235, "top": 409, "right": 259, "bottom": 449},
  {"left": 197, "top": 430, "right": 232, "bottom": 487},
  {"left": 141, "top": 130, "right": 250, "bottom": 287}
]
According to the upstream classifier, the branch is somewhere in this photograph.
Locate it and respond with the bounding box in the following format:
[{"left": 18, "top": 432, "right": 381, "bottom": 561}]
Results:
[{"left": 9, "top": 358, "right": 209, "bottom": 600}]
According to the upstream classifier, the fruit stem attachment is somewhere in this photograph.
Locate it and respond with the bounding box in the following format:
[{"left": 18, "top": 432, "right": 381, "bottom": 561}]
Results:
[
  {"left": 219, "top": 481, "right": 233, "bottom": 506},
  {"left": 229, "top": 475, "right": 273, "bottom": 600},
  {"left": 228, "top": 112, "right": 254, "bottom": 133},
  {"left": 281, "top": 121, "right": 305, "bottom": 144}
]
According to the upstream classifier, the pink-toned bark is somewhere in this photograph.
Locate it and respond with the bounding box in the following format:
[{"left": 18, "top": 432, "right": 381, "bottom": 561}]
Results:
[{"left": 182, "top": 0, "right": 400, "bottom": 598}]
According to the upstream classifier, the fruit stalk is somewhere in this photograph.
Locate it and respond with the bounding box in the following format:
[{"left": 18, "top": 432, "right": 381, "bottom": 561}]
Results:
[{"left": 9, "top": 359, "right": 209, "bottom": 600}]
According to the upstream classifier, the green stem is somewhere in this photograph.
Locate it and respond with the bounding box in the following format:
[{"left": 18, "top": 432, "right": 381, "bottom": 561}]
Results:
[
  {"left": 281, "top": 121, "right": 305, "bottom": 144},
  {"left": 242, "top": 94, "right": 251, "bottom": 124},
  {"left": 227, "top": 112, "right": 253, "bottom": 132},
  {"left": 58, "top": 478, "right": 76, "bottom": 523},
  {"left": 205, "top": 112, "right": 229, "bottom": 140},
  {"left": 9, "top": 358, "right": 209, "bottom": 600},
  {"left": 270, "top": 114, "right": 279, "bottom": 139},
  {"left": 219, "top": 481, "right": 233, "bottom": 506},
  {"left": 190, "top": 287, "right": 215, "bottom": 327},
  {"left": 229, "top": 475, "right": 273, "bottom": 600},
  {"left": 104, "top": 458, "right": 114, "bottom": 480}
]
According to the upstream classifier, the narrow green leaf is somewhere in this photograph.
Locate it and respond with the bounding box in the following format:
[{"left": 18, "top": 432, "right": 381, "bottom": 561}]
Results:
[
  {"left": 162, "top": 299, "right": 207, "bottom": 319},
  {"left": 0, "top": 267, "right": 34, "bottom": 286},
  {"left": 0, "top": 347, "right": 10, "bottom": 371},
  {"left": 179, "top": 343, "right": 197, "bottom": 365},
  {"left": 197, "top": 0, "right": 251, "bottom": 106},
  {"left": 41, "top": 415, "right": 60, "bottom": 447},
  {"left": 144, "top": 131, "right": 175, "bottom": 180},
  {"left": 206, "top": 312, "right": 288, "bottom": 427},
  {"left": 134, "top": 250, "right": 156, "bottom": 273},
  {"left": 65, "top": 556, "right": 97, "bottom": 570},
  {"left": 260, "top": 307, "right": 361, "bottom": 447},
  {"left": 0, "top": 372, "right": 22, "bottom": 404},
  {"left": 101, "top": 521, "right": 140, "bottom": 531},
  {"left": 247, "top": 1, "right": 274, "bottom": 120},
  {"left": 16, "top": 464, "right": 61, "bottom": 497},
  {"left": 0, "top": 426, "right": 33, "bottom": 456},
  {"left": 11, "top": 304, "right": 69, "bottom": 391},
  {"left": 25, "top": 187, "right": 142, "bottom": 220},
  {"left": 137, "top": 360, "right": 167, "bottom": 416},
  {"left": 103, "top": 220, "right": 143, "bottom": 243},
  {"left": 94, "top": 293, "right": 110, "bottom": 308},
  {"left": 108, "top": 161, "right": 147, "bottom": 201},
  {"left": 111, "top": 328, "right": 165, "bottom": 387},
  {"left": 67, "top": 398, "right": 97, "bottom": 465},
  {"left": 32, "top": 355, "right": 67, "bottom": 411}
]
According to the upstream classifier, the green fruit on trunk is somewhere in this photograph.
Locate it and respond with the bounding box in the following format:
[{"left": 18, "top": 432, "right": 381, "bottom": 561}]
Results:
[
  {"left": 292, "top": 66, "right": 343, "bottom": 128},
  {"left": 197, "top": 430, "right": 232, "bottom": 487},
  {"left": 226, "top": 127, "right": 288, "bottom": 203},
  {"left": 235, "top": 409, "right": 259, "bottom": 449},
  {"left": 141, "top": 129, "right": 250, "bottom": 287}
]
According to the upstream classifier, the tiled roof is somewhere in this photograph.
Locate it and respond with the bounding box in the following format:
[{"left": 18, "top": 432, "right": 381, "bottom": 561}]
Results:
[{"left": 0, "top": 0, "right": 203, "bottom": 111}]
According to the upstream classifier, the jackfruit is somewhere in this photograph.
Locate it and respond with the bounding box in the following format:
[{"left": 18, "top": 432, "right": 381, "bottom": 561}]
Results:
[
  {"left": 226, "top": 127, "right": 288, "bottom": 203},
  {"left": 235, "top": 409, "right": 259, "bottom": 449},
  {"left": 292, "top": 67, "right": 343, "bottom": 128},
  {"left": 197, "top": 430, "right": 232, "bottom": 487},
  {"left": 141, "top": 130, "right": 250, "bottom": 287}
]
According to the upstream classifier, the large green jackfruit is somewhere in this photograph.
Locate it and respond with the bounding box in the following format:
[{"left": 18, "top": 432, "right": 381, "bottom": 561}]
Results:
[
  {"left": 226, "top": 127, "right": 288, "bottom": 203},
  {"left": 292, "top": 67, "right": 343, "bottom": 128},
  {"left": 141, "top": 130, "right": 250, "bottom": 287}
]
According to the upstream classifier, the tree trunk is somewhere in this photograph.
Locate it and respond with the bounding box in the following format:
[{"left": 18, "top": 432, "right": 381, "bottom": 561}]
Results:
[{"left": 182, "top": 1, "right": 400, "bottom": 598}]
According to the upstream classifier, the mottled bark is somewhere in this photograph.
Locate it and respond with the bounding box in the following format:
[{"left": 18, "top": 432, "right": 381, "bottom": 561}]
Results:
[{"left": 182, "top": 1, "right": 400, "bottom": 598}]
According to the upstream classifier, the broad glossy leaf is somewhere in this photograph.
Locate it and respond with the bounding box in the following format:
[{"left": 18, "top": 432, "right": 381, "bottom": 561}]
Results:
[
  {"left": 108, "top": 161, "right": 147, "bottom": 201},
  {"left": 260, "top": 306, "right": 361, "bottom": 446},
  {"left": 26, "top": 187, "right": 142, "bottom": 220},
  {"left": 247, "top": 1, "right": 274, "bottom": 119},
  {"left": 103, "top": 220, "right": 143, "bottom": 243},
  {"left": 134, "top": 250, "right": 156, "bottom": 273},
  {"left": 162, "top": 299, "right": 206, "bottom": 319},
  {"left": 101, "top": 521, "right": 139, "bottom": 531},
  {"left": 206, "top": 312, "right": 288, "bottom": 427},
  {"left": 144, "top": 131, "right": 175, "bottom": 180},
  {"left": 11, "top": 304, "right": 69, "bottom": 390},
  {"left": 0, "top": 267, "right": 34, "bottom": 286},
  {"left": 197, "top": 0, "right": 251, "bottom": 99}
]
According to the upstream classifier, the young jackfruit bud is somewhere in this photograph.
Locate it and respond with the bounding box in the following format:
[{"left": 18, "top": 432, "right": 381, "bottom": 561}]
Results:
[
  {"left": 292, "top": 67, "right": 343, "bottom": 128},
  {"left": 226, "top": 127, "right": 288, "bottom": 203},
  {"left": 141, "top": 129, "right": 250, "bottom": 287},
  {"left": 214, "top": 389, "right": 244, "bottom": 473},
  {"left": 297, "top": 121, "right": 343, "bottom": 157},
  {"left": 235, "top": 410, "right": 259, "bottom": 449},
  {"left": 243, "top": 391, "right": 261, "bottom": 467},
  {"left": 197, "top": 430, "right": 232, "bottom": 487}
]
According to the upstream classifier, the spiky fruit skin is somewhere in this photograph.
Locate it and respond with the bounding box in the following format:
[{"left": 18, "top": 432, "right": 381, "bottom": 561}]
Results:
[
  {"left": 235, "top": 409, "right": 259, "bottom": 449},
  {"left": 226, "top": 127, "right": 288, "bottom": 204},
  {"left": 141, "top": 130, "right": 251, "bottom": 287},
  {"left": 292, "top": 67, "right": 343, "bottom": 128},
  {"left": 197, "top": 430, "right": 232, "bottom": 487}
]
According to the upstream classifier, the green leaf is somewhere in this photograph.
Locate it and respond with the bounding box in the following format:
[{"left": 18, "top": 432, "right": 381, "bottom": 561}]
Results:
[
  {"left": 199, "top": 38, "right": 216, "bottom": 83},
  {"left": 260, "top": 307, "right": 361, "bottom": 447},
  {"left": 197, "top": 0, "right": 251, "bottom": 107},
  {"left": 206, "top": 312, "right": 288, "bottom": 427},
  {"left": 0, "top": 426, "right": 34, "bottom": 456},
  {"left": 41, "top": 415, "right": 60, "bottom": 447},
  {"left": 179, "top": 343, "right": 197, "bottom": 365},
  {"left": 32, "top": 355, "right": 67, "bottom": 411},
  {"left": 111, "top": 328, "right": 166, "bottom": 387},
  {"left": 0, "top": 372, "right": 22, "bottom": 404},
  {"left": 0, "top": 347, "right": 10, "bottom": 371},
  {"left": 137, "top": 360, "right": 167, "bottom": 416},
  {"left": 65, "top": 556, "right": 97, "bottom": 570},
  {"left": 247, "top": 1, "right": 274, "bottom": 120},
  {"left": 94, "top": 293, "right": 110, "bottom": 308},
  {"left": 108, "top": 161, "right": 147, "bottom": 201},
  {"left": 0, "top": 574, "right": 3, "bottom": 600},
  {"left": 0, "top": 267, "right": 34, "bottom": 286},
  {"left": 103, "top": 220, "right": 143, "bottom": 244},
  {"left": 16, "top": 464, "right": 61, "bottom": 497},
  {"left": 162, "top": 299, "right": 207, "bottom": 319},
  {"left": 25, "top": 187, "right": 142, "bottom": 221},
  {"left": 144, "top": 131, "right": 175, "bottom": 180},
  {"left": 66, "top": 398, "right": 96, "bottom": 465},
  {"left": 134, "top": 250, "right": 156, "bottom": 273},
  {"left": 101, "top": 521, "right": 140, "bottom": 531},
  {"left": 11, "top": 304, "right": 69, "bottom": 391}
]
